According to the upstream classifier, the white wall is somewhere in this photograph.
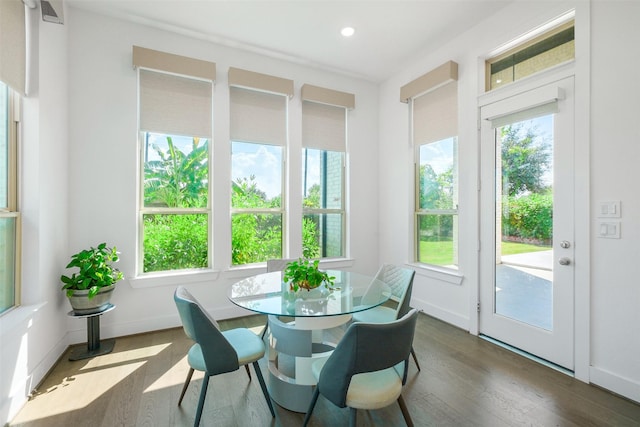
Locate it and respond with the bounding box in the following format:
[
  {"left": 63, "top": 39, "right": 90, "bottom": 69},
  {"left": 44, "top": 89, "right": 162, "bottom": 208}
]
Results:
[
  {"left": 588, "top": 0, "right": 640, "bottom": 402},
  {"left": 0, "top": 6, "right": 70, "bottom": 424},
  {"left": 65, "top": 8, "right": 380, "bottom": 343},
  {"left": 378, "top": 0, "right": 639, "bottom": 403}
]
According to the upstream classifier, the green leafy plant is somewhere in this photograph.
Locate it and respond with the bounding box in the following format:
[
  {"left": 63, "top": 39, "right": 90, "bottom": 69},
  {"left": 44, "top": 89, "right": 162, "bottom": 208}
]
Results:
[
  {"left": 60, "top": 243, "right": 124, "bottom": 299},
  {"left": 283, "top": 258, "right": 335, "bottom": 292}
]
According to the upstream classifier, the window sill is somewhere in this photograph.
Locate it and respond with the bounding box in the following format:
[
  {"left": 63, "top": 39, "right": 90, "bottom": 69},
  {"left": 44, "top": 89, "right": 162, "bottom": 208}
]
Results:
[
  {"left": 129, "top": 258, "right": 357, "bottom": 288},
  {"left": 407, "top": 262, "right": 464, "bottom": 285},
  {"left": 129, "top": 269, "right": 220, "bottom": 289},
  {"left": 0, "top": 302, "right": 48, "bottom": 335}
]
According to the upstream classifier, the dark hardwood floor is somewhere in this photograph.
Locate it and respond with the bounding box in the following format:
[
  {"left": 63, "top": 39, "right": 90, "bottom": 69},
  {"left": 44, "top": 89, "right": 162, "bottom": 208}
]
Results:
[{"left": 9, "top": 312, "right": 640, "bottom": 426}]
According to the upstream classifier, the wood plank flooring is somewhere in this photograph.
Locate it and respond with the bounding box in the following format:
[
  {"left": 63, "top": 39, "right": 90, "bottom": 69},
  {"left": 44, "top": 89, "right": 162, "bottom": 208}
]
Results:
[{"left": 9, "top": 313, "right": 640, "bottom": 426}]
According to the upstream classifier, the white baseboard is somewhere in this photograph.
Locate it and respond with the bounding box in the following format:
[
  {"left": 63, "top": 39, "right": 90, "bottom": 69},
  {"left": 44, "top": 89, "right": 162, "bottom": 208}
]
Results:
[
  {"left": 1, "top": 334, "right": 67, "bottom": 424},
  {"left": 411, "top": 297, "right": 469, "bottom": 331},
  {"left": 590, "top": 366, "right": 640, "bottom": 404},
  {"left": 66, "top": 305, "right": 256, "bottom": 344}
]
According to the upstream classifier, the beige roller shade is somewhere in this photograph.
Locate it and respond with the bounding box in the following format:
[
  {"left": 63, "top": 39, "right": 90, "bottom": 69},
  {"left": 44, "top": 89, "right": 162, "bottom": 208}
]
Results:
[
  {"left": 302, "top": 101, "right": 346, "bottom": 152},
  {"left": 400, "top": 60, "right": 458, "bottom": 103},
  {"left": 228, "top": 67, "right": 293, "bottom": 98},
  {"left": 139, "top": 69, "right": 212, "bottom": 138},
  {"left": 301, "top": 84, "right": 355, "bottom": 109},
  {"left": 413, "top": 80, "right": 457, "bottom": 146},
  {"left": 230, "top": 86, "right": 287, "bottom": 145},
  {"left": 0, "top": 0, "right": 26, "bottom": 93},
  {"left": 133, "top": 46, "right": 216, "bottom": 81}
]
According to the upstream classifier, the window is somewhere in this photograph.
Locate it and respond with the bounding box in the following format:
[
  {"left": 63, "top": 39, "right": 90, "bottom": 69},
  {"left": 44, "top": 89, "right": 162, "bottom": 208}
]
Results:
[
  {"left": 0, "top": 81, "right": 19, "bottom": 314},
  {"left": 416, "top": 136, "right": 458, "bottom": 268},
  {"left": 401, "top": 61, "right": 459, "bottom": 269},
  {"left": 229, "top": 68, "right": 292, "bottom": 266},
  {"left": 133, "top": 46, "right": 215, "bottom": 274},
  {"left": 301, "top": 87, "right": 352, "bottom": 259},
  {"left": 231, "top": 139, "right": 284, "bottom": 265},
  {"left": 487, "top": 20, "right": 574, "bottom": 90},
  {"left": 302, "top": 148, "right": 344, "bottom": 258}
]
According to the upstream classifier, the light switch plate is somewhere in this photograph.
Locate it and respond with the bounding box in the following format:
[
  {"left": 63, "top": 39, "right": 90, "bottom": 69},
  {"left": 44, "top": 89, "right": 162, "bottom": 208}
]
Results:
[
  {"left": 597, "top": 221, "right": 621, "bottom": 238},
  {"left": 597, "top": 201, "right": 621, "bottom": 218}
]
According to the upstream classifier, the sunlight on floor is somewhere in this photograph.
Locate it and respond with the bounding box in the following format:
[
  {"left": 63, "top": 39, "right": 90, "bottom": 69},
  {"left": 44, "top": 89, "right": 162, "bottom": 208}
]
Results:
[
  {"left": 144, "top": 355, "right": 200, "bottom": 393},
  {"left": 12, "top": 343, "right": 171, "bottom": 424}
]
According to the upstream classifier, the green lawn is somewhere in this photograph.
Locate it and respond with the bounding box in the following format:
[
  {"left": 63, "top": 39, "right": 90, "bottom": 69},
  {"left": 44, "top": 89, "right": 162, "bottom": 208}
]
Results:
[
  {"left": 500, "top": 241, "right": 551, "bottom": 255},
  {"left": 418, "top": 240, "right": 551, "bottom": 266}
]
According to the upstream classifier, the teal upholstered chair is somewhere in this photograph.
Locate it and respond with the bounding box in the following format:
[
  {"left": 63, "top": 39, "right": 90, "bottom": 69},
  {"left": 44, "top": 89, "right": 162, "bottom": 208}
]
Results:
[
  {"left": 303, "top": 309, "right": 419, "bottom": 427},
  {"left": 352, "top": 264, "right": 421, "bottom": 371},
  {"left": 174, "top": 286, "right": 275, "bottom": 426}
]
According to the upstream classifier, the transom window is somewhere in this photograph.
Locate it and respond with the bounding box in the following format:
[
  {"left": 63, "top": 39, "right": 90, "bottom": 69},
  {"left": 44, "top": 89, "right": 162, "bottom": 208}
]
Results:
[{"left": 487, "top": 20, "right": 575, "bottom": 90}]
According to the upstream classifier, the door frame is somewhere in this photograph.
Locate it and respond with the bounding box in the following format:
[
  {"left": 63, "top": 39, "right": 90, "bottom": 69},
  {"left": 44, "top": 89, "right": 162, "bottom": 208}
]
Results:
[{"left": 474, "top": 63, "right": 590, "bottom": 379}]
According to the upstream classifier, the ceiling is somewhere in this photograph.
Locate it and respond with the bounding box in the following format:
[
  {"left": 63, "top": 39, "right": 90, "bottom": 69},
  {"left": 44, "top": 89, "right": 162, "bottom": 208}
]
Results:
[{"left": 67, "top": 0, "right": 514, "bottom": 82}]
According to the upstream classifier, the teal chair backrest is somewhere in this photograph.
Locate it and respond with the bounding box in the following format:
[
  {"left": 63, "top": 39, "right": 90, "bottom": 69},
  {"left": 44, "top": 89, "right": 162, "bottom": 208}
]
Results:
[
  {"left": 317, "top": 308, "right": 419, "bottom": 408},
  {"left": 367, "top": 264, "right": 416, "bottom": 319},
  {"left": 174, "top": 286, "right": 239, "bottom": 375}
]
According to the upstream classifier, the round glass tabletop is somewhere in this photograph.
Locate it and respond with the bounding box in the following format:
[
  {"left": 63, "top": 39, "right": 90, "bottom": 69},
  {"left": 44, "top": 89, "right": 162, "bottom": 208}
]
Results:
[{"left": 228, "top": 270, "right": 391, "bottom": 317}]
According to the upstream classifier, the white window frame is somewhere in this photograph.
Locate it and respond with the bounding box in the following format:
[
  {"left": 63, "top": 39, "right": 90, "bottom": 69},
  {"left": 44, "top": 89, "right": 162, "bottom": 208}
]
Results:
[{"left": 0, "top": 82, "right": 21, "bottom": 314}]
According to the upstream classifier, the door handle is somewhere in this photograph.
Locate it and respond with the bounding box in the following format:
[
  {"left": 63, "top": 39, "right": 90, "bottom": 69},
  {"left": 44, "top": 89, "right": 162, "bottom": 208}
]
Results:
[{"left": 559, "top": 257, "right": 571, "bottom": 266}]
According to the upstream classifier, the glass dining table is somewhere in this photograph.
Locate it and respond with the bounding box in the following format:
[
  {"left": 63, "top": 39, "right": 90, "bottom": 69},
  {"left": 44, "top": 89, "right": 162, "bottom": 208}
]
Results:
[{"left": 228, "top": 269, "right": 391, "bottom": 412}]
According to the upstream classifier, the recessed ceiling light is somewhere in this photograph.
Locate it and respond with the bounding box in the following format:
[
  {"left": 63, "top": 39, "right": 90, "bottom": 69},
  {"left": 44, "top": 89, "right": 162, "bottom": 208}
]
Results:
[{"left": 341, "top": 27, "right": 355, "bottom": 37}]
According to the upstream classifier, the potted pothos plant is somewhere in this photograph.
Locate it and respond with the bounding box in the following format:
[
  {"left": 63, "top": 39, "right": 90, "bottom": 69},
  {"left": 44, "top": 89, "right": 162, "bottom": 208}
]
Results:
[
  {"left": 61, "top": 242, "right": 124, "bottom": 314},
  {"left": 283, "top": 258, "right": 336, "bottom": 292}
]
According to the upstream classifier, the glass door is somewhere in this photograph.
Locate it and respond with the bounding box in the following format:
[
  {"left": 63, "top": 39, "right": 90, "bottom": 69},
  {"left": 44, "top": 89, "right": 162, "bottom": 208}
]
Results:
[{"left": 480, "top": 77, "right": 575, "bottom": 370}]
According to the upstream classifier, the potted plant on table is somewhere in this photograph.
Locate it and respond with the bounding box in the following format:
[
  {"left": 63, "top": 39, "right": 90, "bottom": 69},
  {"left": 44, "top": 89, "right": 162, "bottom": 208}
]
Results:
[
  {"left": 61, "top": 242, "right": 124, "bottom": 314},
  {"left": 283, "top": 258, "right": 336, "bottom": 293}
]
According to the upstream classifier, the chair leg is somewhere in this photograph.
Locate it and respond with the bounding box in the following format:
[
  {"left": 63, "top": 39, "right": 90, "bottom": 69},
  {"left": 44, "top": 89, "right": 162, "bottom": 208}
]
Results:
[
  {"left": 178, "top": 367, "right": 194, "bottom": 406},
  {"left": 260, "top": 319, "right": 269, "bottom": 339},
  {"left": 244, "top": 364, "right": 252, "bottom": 380},
  {"left": 302, "top": 387, "right": 320, "bottom": 427},
  {"left": 397, "top": 395, "right": 414, "bottom": 427},
  {"left": 410, "top": 347, "right": 421, "bottom": 372},
  {"left": 193, "top": 375, "right": 210, "bottom": 427},
  {"left": 349, "top": 407, "right": 357, "bottom": 427},
  {"left": 252, "top": 361, "right": 275, "bottom": 417}
]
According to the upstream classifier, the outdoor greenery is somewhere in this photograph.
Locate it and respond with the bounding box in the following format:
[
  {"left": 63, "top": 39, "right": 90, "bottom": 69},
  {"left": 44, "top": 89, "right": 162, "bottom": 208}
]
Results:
[
  {"left": 144, "top": 136, "right": 208, "bottom": 208},
  {"left": 418, "top": 162, "right": 455, "bottom": 241},
  {"left": 503, "top": 191, "right": 553, "bottom": 242},
  {"left": 143, "top": 135, "right": 324, "bottom": 271},
  {"left": 143, "top": 214, "right": 208, "bottom": 272},
  {"left": 500, "top": 124, "right": 550, "bottom": 197},
  {"left": 143, "top": 136, "right": 209, "bottom": 272},
  {"left": 500, "top": 123, "right": 552, "bottom": 245}
]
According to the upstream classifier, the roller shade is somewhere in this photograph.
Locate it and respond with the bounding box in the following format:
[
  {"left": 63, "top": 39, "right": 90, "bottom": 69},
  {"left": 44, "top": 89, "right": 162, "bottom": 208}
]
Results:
[
  {"left": 139, "top": 69, "right": 212, "bottom": 138},
  {"left": 413, "top": 81, "right": 457, "bottom": 145},
  {"left": 302, "top": 101, "right": 346, "bottom": 152},
  {"left": 133, "top": 45, "right": 216, "bottom": 81},
  {"left": 230, "top": 86, "right": 287, "bottom": 145},
  {"left": 228, "top": 67, "right": 293, "bottom": 98},
  {"left": 482, "top": 85, "right": 564, "bottom": 128},
  {"left": 0, "top": 0, "right": 26, "bottom": 93}
]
